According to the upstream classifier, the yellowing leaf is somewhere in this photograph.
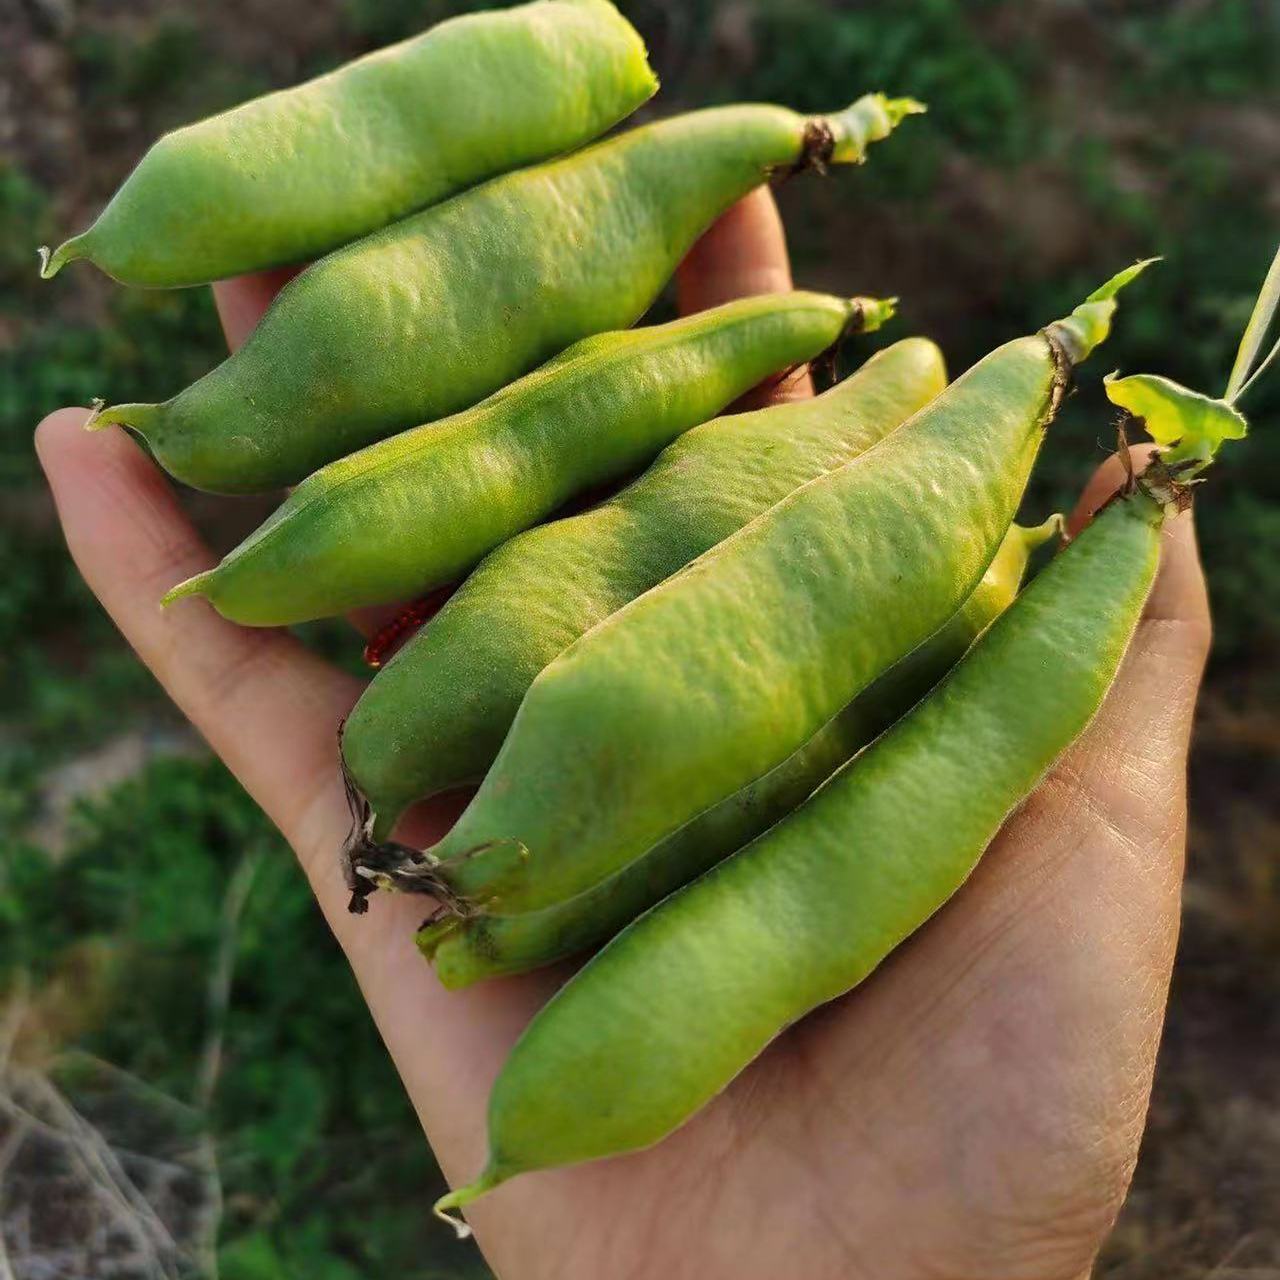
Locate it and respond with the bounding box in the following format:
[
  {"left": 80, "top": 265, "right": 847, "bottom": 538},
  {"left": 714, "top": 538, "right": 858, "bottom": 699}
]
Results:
[{"left": 1104, "top": 371, "right": 1248, "bottom": 474}]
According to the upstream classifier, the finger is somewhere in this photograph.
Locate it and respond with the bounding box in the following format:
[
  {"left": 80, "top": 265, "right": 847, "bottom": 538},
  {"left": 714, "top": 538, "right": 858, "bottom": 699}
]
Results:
[
  {"left": 212, "top": 264, "right": 303, "bottom": 352},
  {"left": 348, "top": 585, "right": 453, "bottom": 651},
  {"left": 210, "top": 266, "right": 416, "bottom": 651},
  {"left": 357, "top": 195, "right": 807, "bottom": 654},
  {"left": 771, "top": 450, "right": 1210, "bottom": 1270},
  {"left": 677, "top": 187, "right": 796, "bottom": 311},
  {"left": 676, "top": 187, "right": 813, "bottom": 405},
  {"left": 34, "top": 408, "right": 361, "bottom": 886},
  {"left": 342, "top": 191, "right": 803, "bottom": 653},
  {"left": 212, "top": 263, "right": 398, "bottom": 645},
  {"left": 37, "top": 406, "right": 558, "bottom": 1188}
]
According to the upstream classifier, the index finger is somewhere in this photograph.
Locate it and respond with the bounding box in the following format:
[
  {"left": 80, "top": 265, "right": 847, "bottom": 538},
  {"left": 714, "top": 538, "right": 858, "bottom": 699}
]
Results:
[
  {"left": 212, "top": 263, "right": 303, "bottom": 352},
  {"left": 676, "top": 187, "right": 814, "bottom": 405}
]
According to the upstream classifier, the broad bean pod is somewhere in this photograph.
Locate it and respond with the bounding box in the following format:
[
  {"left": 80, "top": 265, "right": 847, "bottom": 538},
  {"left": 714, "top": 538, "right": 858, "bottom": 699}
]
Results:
[
  {"left": 350, "top": 262, "right": 1149, "bottom": 915},
  {"left": 342, "top": 337, "right": 946, "bottom": 836},
  {"left": 89, "top": 93, "right": 922, "bottom": 492},
  {"left": 39, "top": 0, "right": 657, "bottom": 287},
  {"left": 163, "top": 292, "right": 891, "bottom": 624},
  {"left": 420, "top": 517, "right": 1060, "bottom": 986},
  {"left": 434, "top": 477, "right": 1171, "bottom": 1223}
]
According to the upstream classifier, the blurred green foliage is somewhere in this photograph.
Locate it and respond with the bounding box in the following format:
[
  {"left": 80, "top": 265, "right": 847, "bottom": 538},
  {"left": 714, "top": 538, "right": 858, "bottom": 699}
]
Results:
[
  {"left": 2, "top": 1, "right": 1277, "bottom": 1275},
  {"left": 2, "top": 757, "right": 488, "bottom": 1278}
]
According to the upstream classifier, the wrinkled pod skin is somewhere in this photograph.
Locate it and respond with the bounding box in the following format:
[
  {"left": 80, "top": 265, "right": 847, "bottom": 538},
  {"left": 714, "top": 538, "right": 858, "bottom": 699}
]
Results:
[
  {"left": 90, "top": 93, "right": 923, "bottom": 493},
  {"left": 343, "top": 337, "right": 948, "bottom": 837},
  {"left": 349, "top": 261, "right": 1151, "bottom": 917},
  {"left": 40, "top": 0, "right": 657, "bottom": 287},
  {"left": 420, "top": 516, "right": 1061, "bottom": 987},
  {"left": 434, "top": 480, "right": 1172, "bottom": 1226},
  {"left": 163, "top": 292, "right": 894, "bottom": 624}
]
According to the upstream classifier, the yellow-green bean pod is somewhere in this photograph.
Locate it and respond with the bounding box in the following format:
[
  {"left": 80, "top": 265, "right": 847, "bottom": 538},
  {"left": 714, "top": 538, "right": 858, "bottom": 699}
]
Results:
[
  {"left": 420, "top": 516, "right": 1060, "bottom": 986},
  {"left": 350, "top": 262, "right": 1150, "bottom": 916},
  {"left": 342, "top": 337, "right": 946, "bottom": 836},
  {"left": 163, "top": 291, "right": 887, "bottom": 625},
  {"left": 434, "top": 480, "right": 1170, "bottom": 1223},
  {"left": 90, "top": 93, "right": 921, "bottom": 493},
  {"left": 39, "top": 0, "right": 657, "bottom": 287}
]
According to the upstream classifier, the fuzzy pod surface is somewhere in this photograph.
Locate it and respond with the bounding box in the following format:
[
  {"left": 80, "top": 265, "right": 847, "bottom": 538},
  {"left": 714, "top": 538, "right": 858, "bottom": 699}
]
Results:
[
  {"left": 164, "top": 293, "right": 891, "bottom": 624},
  {"left": 435, "top": 483, "right": 1167, "bottom": 1222},
  {"left": 343, "top": 335, "right": 945, "bottom": 835},
  {"left": 90, "top": 94, "right": 921, "bottom": 492},
  {"left": 40, "top": 0, "right": 657, "bottom": 287}
]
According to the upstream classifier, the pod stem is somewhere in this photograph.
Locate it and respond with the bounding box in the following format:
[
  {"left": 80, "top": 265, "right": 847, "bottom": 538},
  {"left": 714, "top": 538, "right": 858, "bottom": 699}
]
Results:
[
  {"left": 1044, "top": 257, "right": 1159, "bottom": 368},
  {"left": 803, "top": 296, "right": 898, "bottom": 385},
  {"left": 825, "top": 93, "right": 927, "bottom": 166},
  {"left": 848, "top": 295, "right": 897, "bottom": 336},
  {"left": 433, "top": 1166, "right": 507, "bottom": 1239},
  {"left": 369, "top": 805, "right": 402, "bottom": 844},
  {"left": 340, "top": 723, "right": 526, "bottom": 916}
]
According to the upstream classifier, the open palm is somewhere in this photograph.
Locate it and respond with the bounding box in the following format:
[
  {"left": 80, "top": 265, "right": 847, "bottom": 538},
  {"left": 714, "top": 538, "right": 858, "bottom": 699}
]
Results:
[{"left": 36, "top": 189, "right": 1210, "bottom": 1280}]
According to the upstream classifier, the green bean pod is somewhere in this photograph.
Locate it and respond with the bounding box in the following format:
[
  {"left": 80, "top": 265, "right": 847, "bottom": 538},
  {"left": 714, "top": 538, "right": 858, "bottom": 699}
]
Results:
[
  {"left": 420, "top": 516, "right": 1060, "bottom": 987},
  {"left": 434, "top": 481, "right": 1171, "bottom": 1224},
  {"left": 162, "top": 292, "right": 891, "bottom": 625},
  {"left": 90, "top": 93, "right": 922, "bottom": 493},
  {"left": 39, "top": 0, "right": 657, "bottom": 287},
  {"left": 351, "top": 262, "right": 1149, "bottom": 916},
  {"left": 342, "top": 337, "right": 947, "bottom": 836}
]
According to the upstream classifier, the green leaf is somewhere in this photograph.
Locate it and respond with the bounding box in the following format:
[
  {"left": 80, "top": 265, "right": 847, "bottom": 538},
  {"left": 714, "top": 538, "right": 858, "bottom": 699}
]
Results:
[
  {"left": 1225, "top": 242, "right": 1280, "bottom": 400},
  {"left": 1104, "top": 371, "right": 1248, "bottom": 473}
]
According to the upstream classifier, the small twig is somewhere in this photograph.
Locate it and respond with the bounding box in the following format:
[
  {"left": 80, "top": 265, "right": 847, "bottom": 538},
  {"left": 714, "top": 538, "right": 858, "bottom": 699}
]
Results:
[
  {"left": 0, "top": 1085, "right": 176, "bottom": 1278},
  {"left": 0, "top": 1106, "right": 34, "bottom": 1280},
  {"left": 195, "top": 849, "right": 260, "bottom": 1113},
  {"left": 0, "top": 1210, "right": 15, "bottom": 1280},
  {"left": 1116, "top": 414, "right": 1136, "bottom": 492},
  {"left": 0, "top": 973, "right": 30, "bottom": 1074},
  {"left": 23, "top": 1071, "right": 181, "bottom": 1274},
  {"left": 189, "top": 851, "right": 258, "bottom": 1280}
]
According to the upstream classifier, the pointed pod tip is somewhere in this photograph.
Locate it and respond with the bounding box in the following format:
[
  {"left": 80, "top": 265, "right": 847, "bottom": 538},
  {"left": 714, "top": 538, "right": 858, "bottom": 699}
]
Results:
[
  {"left": 37, "top": 236, "right": 85, "bottom": 281},
  {"left": 1020, "top": 513, "right": 1066, "bottom": 552},
  {"left": 433, "top": 1166, "right": 506, "bottom": 1238},
  {"left": 84, "top": 401, "right": 159, "bottom": 437},
  {"left": 432, "top": 1197, "right": 474, "bottom": 1240},
  {"left": 161, "top": 570, "right": 215, "bottom": 609},
  {"left": 83, "top": 399, "right": 109, "bottom": 432}
]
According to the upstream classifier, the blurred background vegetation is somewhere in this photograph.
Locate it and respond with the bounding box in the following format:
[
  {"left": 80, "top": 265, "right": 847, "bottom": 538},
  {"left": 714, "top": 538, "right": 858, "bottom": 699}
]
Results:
[{"left": 2, "top": 0, "right": 1277, "bottom": 1275}]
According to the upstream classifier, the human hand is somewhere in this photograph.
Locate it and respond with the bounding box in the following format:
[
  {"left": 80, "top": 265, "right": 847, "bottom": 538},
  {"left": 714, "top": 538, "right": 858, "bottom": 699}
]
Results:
[{"left": 35, "top": 187, "right": 1210, "bottom": 1280}]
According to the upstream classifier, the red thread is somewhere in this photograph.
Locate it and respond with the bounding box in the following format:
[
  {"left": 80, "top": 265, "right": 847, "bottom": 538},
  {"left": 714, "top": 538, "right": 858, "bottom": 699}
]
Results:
[{"left": 363, "top": 599, "right": 433, "bottom": 670}]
